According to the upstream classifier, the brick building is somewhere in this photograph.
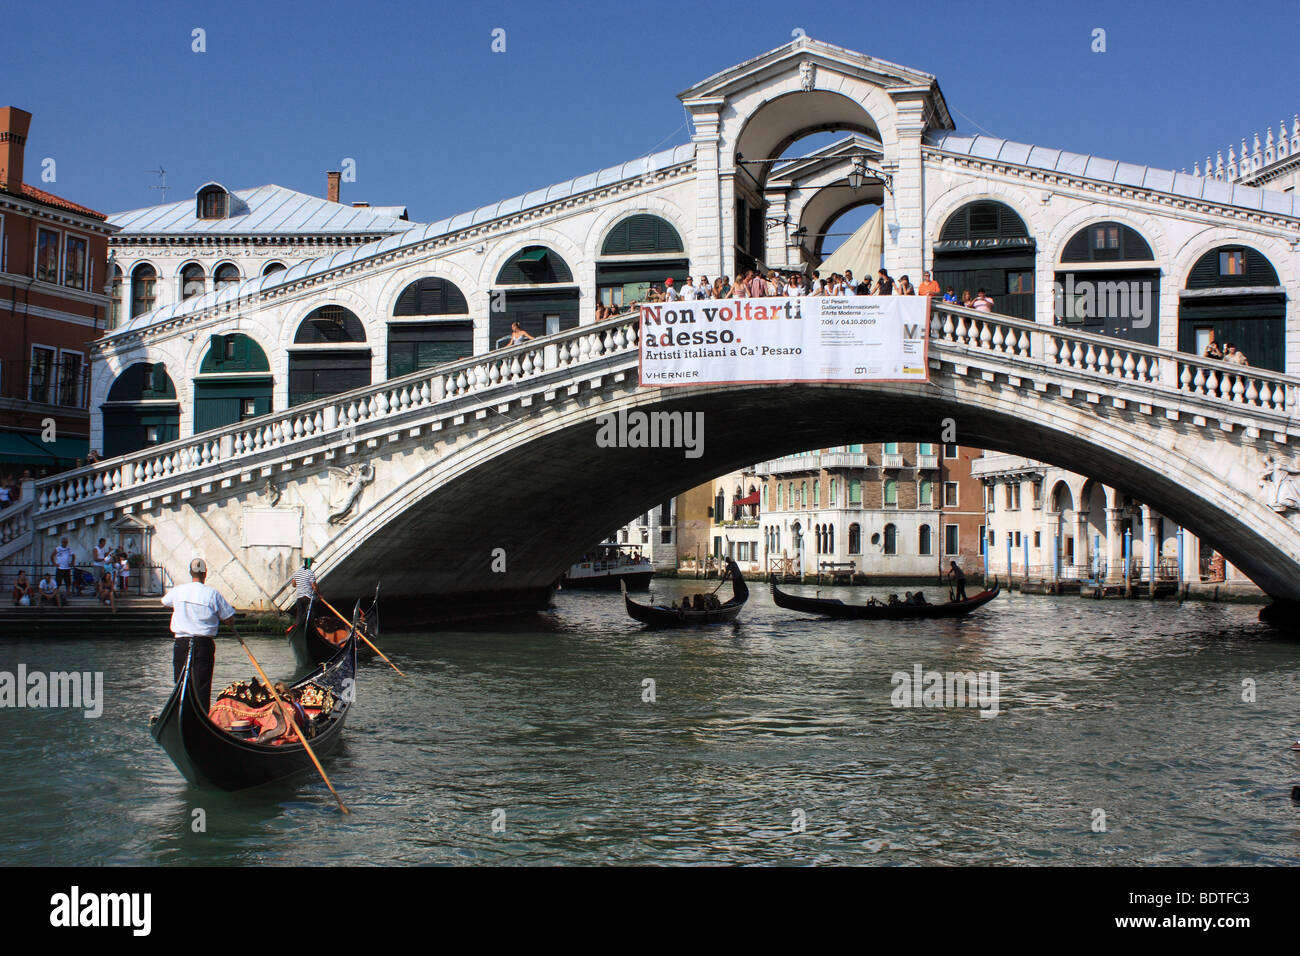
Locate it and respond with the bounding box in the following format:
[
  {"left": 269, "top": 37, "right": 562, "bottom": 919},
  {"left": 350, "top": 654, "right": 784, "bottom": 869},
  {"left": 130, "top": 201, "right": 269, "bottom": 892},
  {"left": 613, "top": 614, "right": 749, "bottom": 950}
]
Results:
[{"left": 0, "top": 106, "right": 116, "bottom": 476}]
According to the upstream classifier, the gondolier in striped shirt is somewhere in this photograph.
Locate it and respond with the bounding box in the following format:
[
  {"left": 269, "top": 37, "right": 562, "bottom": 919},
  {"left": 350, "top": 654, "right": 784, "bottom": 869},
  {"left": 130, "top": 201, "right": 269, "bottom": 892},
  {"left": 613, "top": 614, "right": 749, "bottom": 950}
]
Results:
[
  {"left": 162, "top": 557, "right": 236, "bottom": 708},
  {"left": 291, "top": 558, "right": 318, "bottom": 630}
]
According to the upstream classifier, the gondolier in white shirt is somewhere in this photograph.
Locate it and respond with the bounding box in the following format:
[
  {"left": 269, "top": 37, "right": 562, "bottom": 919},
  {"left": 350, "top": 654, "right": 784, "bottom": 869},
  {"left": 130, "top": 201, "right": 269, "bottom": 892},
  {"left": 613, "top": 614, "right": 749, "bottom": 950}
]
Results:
[
  {"left": 162, "top": 557, "right": 236, "bottom": 708},
  {"left": 290, "top": 557, "right": 318, "bottom": 630}
]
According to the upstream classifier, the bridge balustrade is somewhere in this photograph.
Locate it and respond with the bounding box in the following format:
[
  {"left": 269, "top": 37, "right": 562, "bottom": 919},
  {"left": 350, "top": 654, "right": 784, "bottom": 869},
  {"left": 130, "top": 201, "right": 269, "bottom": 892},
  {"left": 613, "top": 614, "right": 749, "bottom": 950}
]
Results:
[{"left": 29, "top": 301, "right": 1300, "bottom": 524}]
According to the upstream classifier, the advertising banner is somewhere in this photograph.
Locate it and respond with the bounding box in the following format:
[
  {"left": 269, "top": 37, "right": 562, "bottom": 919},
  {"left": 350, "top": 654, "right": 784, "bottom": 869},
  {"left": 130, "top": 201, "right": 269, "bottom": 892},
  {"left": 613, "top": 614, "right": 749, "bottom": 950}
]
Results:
[{"left": 639, "top": 295, "right": 930, "bottom": 386}]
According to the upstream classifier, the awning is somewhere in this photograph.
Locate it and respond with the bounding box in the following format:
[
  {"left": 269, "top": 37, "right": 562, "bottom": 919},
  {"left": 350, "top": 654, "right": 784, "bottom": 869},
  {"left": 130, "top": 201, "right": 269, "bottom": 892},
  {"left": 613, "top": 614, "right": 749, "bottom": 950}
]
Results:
[
  {"left": 0, "top": 432, "right": 88, "bottom": 466},
  {"left": 735, "top": 491, "right": 760, "bottom": 506},
  {"left": 518, "top": 248, "right": 548, "bottom": 262}
]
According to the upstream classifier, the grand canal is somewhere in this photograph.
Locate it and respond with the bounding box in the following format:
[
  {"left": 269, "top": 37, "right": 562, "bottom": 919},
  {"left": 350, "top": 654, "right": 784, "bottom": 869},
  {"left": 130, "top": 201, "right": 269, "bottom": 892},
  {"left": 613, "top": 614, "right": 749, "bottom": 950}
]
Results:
[{"left": 2, "top": 585, "right": 1297, "bottom": 865}]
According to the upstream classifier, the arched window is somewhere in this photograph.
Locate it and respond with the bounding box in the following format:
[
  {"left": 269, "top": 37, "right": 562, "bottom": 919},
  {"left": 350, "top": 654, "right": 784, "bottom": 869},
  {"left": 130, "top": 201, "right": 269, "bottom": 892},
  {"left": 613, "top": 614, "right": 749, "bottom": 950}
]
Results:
[
  {"left": 762, "top": 485, "right": 768, "bottom": 509},
  {"left": 812, "top": 479, "right": 819, "bottom": 507},
  {"left": 180, "top": 263, "right": 205, "bottom": 300},
  {"left": 715, "top": 489, "right": 726, "bottom": 520},
  {"left": 1060, "top": 221, "right": 1153, "bottom": 262},
  {"left": 884, "top": 479, "right": 898, "bottom": 507},
  {"left": 102, "top": 362, "right": 179, "bottom": 457},
  {"left": 919, "top": 525, "right": 933, "bottom": 555},
  {"left": 883, "top": 523, "right": 897, "bottom": 555},
  {"left": 196, "top": 184, "right": 228, "bottom": 220},
  {"left": 389, "top": 277, "right": 473, "bottom": 378},
  {"left": 289, "top": 306, "right": 371, "bottom": 406},
  {"left": 827, "top": 525, "right": 834, "bottom": 554},
  {"left": 919, "top": 478, "right": 933, "bottom": 508},
  {"left": 262, "top": 261, "right": 287, "bottom": 276},
  {"left": 108, "top": 264, "right": 123, "bottom": 329},
  {"left": 194, "top": 334, "right": 273, "bottom": 433},
  {"left": 848, "top": 523, "right": 862, "bottom": 555},
  {"left": 130, "top": 263, "right": 157, "bottom": 318},
  {"left": 800, "top": 481, "right": 808, "bottom": 507},
  {"left": 600, "top": 215, "right": 684, "bottom": 255},
  {"left": 933, "top": 200, "right": 1035, "bottom": 321},
  {"left": 788, "top": 482, "right": 794, "bottom": 508},
  {"left": 1056, "top": 221, "right": 1160, "bottom": 344},
  {"left": 849, "top": 479, "right": 862, "bottom": 505},
  {"left": 1179, "top": 244, "right": 1285, "bottom": 371},
  {"left": 829, "top": 478, "right": 837, "bottom": 505},
  {"left": 213, "top": 263, "right": 241, "bottom": 290},
  {"left": 492, "top": 246, "right": 578, "bottom": 347},
  {"left": 596, "top": 215, "right": 688, "bottom": 310},
  {"left": 777, "top": 483, "right": 783, "bottom": 509}
]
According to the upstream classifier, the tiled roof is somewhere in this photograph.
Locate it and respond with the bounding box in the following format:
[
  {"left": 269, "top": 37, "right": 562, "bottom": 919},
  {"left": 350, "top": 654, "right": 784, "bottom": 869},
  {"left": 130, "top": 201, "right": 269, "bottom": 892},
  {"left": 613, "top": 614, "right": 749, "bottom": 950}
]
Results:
[
  {"left": 925, "top": 132, "right": 1300, "bottom": 219},
  {"left": 109, "top": 184, "right": 415, "bottom": 236},
  {"left": 3, "top": 184, "right": 108, "bottom": 220},
  {"left": 113, "top": 142, "right": 697, "bottom": 337}
]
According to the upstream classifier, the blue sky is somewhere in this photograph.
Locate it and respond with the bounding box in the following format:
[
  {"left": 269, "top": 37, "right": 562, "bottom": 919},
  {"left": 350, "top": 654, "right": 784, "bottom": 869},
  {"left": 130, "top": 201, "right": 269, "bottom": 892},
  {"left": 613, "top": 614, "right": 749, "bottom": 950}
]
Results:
[{"left": 6, "top": 0, "right": 1294, "bottom": 241}]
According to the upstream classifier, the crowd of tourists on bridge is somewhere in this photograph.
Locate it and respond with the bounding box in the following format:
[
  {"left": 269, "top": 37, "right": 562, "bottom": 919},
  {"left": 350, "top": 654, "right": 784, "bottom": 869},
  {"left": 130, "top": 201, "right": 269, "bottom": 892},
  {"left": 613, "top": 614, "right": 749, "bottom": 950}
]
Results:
[{"left": 591, "top": 268, "right": 1001, "bottom": 318}]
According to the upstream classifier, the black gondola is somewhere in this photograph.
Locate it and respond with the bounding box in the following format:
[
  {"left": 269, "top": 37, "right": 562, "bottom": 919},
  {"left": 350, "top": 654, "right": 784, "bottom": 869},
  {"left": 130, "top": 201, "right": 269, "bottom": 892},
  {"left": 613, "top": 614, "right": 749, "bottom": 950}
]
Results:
[
  {"left": 622, "top": 558, "right": 749, "bottom": 627},
  {"left": 150, "top": 619, "right": 359, "bottom": 791},
  {"left": 289, "top": 591, "right": 377, "bottom": 668},
  {"left": 771, "top": 578, "right": 1000, "bottom": 620}
]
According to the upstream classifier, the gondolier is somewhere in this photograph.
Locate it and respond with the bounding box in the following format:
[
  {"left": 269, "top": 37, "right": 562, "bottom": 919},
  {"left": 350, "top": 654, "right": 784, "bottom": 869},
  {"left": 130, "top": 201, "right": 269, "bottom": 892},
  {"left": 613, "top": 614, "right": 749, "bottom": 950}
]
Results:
[
  {"left": 290, "top": 558, "right": 318, "bottom": 629},
  {"left": 162, "top": 557, "right": 236, "bottom": 709},
  {"left": 948, "top": 561, "right": 967, "bottom": 601}
]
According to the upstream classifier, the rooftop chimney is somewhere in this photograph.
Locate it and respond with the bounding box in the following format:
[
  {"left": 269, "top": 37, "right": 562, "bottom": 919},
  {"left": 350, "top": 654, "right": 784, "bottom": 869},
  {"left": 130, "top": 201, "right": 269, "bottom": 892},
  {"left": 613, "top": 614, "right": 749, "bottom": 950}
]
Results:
[
  {"left": 0, "top": 106, "right": 33, "bottom": 194},
  {"left": 327, "top": 170, "right": 341, "bottom": 203}
]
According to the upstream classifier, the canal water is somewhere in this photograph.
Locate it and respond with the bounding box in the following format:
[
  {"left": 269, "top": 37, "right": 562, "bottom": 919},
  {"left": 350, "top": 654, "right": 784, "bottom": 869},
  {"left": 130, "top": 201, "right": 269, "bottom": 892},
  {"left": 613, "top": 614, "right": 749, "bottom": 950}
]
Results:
[{"left": 2, "top": 583, "right": 1298, "bottom": 865}]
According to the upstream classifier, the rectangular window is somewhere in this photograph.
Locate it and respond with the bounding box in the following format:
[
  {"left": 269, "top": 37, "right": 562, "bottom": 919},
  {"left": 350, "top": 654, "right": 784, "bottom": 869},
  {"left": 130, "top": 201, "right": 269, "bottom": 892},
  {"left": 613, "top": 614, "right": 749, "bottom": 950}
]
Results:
[
  {"left": 1012, "top": 484, "right": 1021, "bottom": 510},
  {"left": 849, "top": 479, "right": 862, "bottom": 505},
  {"left": 988, "top": 529, "right": 995, "bottom": 547},
  {"left": 1004, "top": 485, "right": 1013, "bottom": 510},
  {"left": 1219, "top": 250, "right": 1244, "bottom": 276},
  {"left": 943, "top": 482, "right": 958, "bottom": 507},
  {"left": 1014, "top": 531, "right": 1022, "bottom": 546},
  {"left": 884, "top": 479, "right": 897, "bottom": 507},
  {"left": 1007, "top": 271, "right": 1034, "bottom": 294},
  {"left": 1034, "top": 530, "right": 1041, "bottom": 548},
  {"left": 29, "top": 346, "right": 55, "bottom": 404},
  {"left": 829, "top": 479, "right": 837, "bottom": 505},
  {"left": 1092, "top": 225, "right": 1120, "bottom": 250},
  {"left": 944, "top": 443, "right": 958, "bottom": 459},
  {"left": 63, "top": 235, "right": 87, "bottom": 289},
  {"left": 979, "top": 526, "right": 986, "bottom": 555},
  {"left": 917, "top": 442, "right": 933, "bottom": 455},
  {"left": 1032, "top": 482, "right": 1042, "bottom": 509},
  {"left": 944, "top": 523, "right": 959, "bottom": 555},
  {"left": 883, "top": 442, "right": 898, "bottom": 454},
  {"left": 661, "top": 528, "right": 672, "bottom": 544},
  {"left": 57, "top": 351, "right": 82, "bottom": 407},
  {"left": 36, "top": 228, "right": 60, "bottom": 283}
]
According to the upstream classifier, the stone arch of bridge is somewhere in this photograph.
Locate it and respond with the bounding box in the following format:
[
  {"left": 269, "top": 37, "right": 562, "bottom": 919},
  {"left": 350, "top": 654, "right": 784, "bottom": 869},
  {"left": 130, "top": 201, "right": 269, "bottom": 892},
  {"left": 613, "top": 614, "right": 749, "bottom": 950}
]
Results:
[{"left": 303, "top": 379, "right": 1300, "bottom": 615}]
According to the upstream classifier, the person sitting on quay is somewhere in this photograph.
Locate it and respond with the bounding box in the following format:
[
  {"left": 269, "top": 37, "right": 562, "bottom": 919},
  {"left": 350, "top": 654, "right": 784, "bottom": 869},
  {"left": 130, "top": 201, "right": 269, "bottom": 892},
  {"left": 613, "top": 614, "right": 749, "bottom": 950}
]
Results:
[
  {"left": 96, "top": 572, "right": 116, "bottom": 612},
  {"left": 38, "top": 572, "right": 66, "bottom": 608},
  {"left": 11, "top": 570, "right": 36, "bottom": 606}
]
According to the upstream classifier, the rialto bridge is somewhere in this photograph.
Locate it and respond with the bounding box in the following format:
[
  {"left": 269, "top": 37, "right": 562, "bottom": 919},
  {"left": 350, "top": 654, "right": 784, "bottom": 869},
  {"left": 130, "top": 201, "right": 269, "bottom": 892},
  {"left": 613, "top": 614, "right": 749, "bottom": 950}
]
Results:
[
  {"left": 5, "top": 37, "right": 1298, "bottom": 620},
  {"left": 5, "top": 302, "right": 1300, "bottom": 624}
]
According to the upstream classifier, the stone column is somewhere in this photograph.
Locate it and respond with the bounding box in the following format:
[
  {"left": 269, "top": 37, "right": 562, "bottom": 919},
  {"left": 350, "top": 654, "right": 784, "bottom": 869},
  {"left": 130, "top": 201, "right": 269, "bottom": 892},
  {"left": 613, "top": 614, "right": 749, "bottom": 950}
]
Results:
[
  {"left": 1141, "top": 504, "right": 1156, "bottom": 591},
  {"left": 883, "top": 96, "right": 927, "bottom": 280},
  {"left": 1105, "top": 508, "right": 1124, "bottom": 581},
  {"left": 1074, "top": 511, "right": 1089, "bottom": 571},
  {"left": 764, "top": 186, "right": 792, "bottom": 270},
  {"left": 684, "top": 97, "right": 727, "bottom": 282}
]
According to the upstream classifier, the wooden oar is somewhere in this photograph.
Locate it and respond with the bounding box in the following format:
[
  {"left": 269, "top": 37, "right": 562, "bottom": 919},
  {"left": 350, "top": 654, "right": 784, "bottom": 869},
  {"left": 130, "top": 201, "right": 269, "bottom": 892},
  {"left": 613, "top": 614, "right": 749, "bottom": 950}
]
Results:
[
  {"left": 230, "top": 622, "right": 349, "bottom": 814},
  {"left": 315, "top": 592, "right": 405, "bottom": 677}
]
